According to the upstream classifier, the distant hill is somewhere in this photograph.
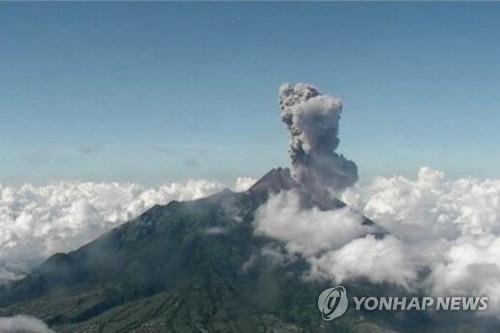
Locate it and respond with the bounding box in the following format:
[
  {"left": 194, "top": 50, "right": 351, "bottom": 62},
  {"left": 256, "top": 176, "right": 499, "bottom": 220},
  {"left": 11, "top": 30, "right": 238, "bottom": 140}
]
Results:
[{"left": 0, "top": 169, "right": 497, "bottom": 332}]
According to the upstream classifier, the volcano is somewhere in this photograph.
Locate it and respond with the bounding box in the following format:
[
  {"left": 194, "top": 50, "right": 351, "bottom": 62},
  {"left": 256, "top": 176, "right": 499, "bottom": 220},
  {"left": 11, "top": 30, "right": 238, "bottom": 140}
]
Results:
[{"left": 0, "top": 168, "right": 494, "bottom": 332}]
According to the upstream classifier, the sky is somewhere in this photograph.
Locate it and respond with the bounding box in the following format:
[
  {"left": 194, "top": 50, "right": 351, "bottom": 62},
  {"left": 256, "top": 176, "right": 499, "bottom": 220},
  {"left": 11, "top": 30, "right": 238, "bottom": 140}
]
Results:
[{"left": 1, "top": 2, "right": 500, "bottom": 186}]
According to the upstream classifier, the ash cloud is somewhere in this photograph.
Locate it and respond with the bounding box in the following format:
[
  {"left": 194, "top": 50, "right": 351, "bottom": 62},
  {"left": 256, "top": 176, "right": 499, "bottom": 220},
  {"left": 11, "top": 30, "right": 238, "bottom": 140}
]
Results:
[{"left": 279, "top": 83, "right": 358, "bottom": 194}]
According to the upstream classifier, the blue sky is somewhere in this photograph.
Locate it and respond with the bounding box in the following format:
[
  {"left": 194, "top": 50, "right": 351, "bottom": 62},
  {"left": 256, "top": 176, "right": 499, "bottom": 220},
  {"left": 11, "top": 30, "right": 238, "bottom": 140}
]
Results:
[{"left": 1, "top": 2, "right": 500, "bottom": 185}]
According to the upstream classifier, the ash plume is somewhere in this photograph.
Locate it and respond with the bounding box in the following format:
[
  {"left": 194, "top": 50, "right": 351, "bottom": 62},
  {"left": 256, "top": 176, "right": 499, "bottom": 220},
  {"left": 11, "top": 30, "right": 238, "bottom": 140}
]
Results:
[{"left": 279, "top": 83, "right": 358, "bottom": 195}]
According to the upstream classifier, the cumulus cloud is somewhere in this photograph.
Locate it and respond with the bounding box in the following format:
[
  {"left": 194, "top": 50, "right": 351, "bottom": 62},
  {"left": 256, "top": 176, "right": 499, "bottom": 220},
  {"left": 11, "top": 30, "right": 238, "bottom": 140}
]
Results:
[
  {"left": 255, "top": 190, "right": 413, "bottom": 288},
  {"left": 309, "top": 235, "right": 417, "bottom": 289},
  {"left": 343, "top": 167, "right": 500, "bottom": 311},
  {"left": 0, "top": 315, "right": 54, "bottom": 333},
  {"left": 255, "top": 190, "right": 378, "bottom": 256},
  {"left": 234, "top": 176, "right": 257, "bottom": 192},
  {"left": 256, "top": 167, "right": 500, "bottom": 313},
  {"left": 0, "top": 178, "right": 246, "bottom": 283},
  {"left": 279, "top": 83, "right": 358, "bottom": 194}
]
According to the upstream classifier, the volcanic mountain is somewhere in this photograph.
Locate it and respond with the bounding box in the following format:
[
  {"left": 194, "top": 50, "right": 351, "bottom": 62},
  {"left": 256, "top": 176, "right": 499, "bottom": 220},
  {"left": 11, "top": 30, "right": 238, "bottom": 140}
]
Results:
[{"left": 0, "top": 169, "right": 494, "bottom": 332}]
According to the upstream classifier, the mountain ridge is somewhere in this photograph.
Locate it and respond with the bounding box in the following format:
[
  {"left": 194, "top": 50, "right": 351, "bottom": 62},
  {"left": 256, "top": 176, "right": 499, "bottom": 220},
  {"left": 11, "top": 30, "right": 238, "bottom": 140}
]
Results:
[{"left": 0, "top": 168, "right": 495, "bottom": 332}]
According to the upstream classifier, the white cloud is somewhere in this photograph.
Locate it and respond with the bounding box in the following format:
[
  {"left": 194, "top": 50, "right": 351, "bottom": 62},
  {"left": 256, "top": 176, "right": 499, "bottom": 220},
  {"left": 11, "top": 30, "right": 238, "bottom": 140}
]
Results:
[
  {"left": 346, "top": 168, "right": 500, "bottom": 312},
  {"left": 254, "top": 190, "right": 412, "bottom": 288},
  {"left": 234, "top": 176, "right": 257, "bottom": 192},
  {"left": 342, "top": 167, "right": 500, "bottom": 296},
  {"left": 309, "top": 235, "right": 417, "bottom": 288},
  {"left": 256, "top": 167, "right": 500, "bottom": 314},
  {"left": 255, "top": 190, "right": 377, "bottom": 256},
  {"left": 4, "top": 167, "right": 500, "bottom": 315},
  {"left": 0, "top": 315, "right": 54, "bottom": 333},
  {"left": 0, "top": 178, "right": 244, "bottom": 283}
]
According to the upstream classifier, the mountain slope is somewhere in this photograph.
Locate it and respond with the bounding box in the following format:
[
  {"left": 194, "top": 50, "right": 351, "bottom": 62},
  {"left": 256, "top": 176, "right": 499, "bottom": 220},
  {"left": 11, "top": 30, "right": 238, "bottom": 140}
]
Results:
[{"left": 0, "top": 169, "right": 496, "bottom": 332}]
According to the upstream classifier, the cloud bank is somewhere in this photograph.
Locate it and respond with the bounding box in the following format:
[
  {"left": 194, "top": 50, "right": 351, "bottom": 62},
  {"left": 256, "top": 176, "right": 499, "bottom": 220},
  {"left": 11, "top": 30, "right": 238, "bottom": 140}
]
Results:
[
  {"left": 0, "top": 315, "right": 54, "bottom": 333},
  {"left": 256, "top": 167, "right": 500, "bottom": 313},
  {"left": 0, "top": 177, "right": 253, "bottom": 283},
  {"left": 255, "top": 190, "right": 378, "bottom": 256},
  {"left": 344, "top": 167, "right": 500, "bottom": 309}
]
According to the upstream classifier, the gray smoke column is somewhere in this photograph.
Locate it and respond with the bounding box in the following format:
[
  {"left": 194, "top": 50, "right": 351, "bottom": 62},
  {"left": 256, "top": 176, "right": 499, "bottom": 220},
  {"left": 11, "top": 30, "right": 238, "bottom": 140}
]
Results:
[{"left": 279, "top": 82, "right": 358, "bottom": 193}]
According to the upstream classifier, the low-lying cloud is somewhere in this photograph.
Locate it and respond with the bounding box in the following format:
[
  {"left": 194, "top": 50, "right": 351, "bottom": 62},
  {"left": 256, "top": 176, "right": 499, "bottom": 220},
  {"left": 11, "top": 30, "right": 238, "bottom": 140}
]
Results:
[
  {"left": 0, "top": 315, "right": 54, "bottom": 333},
  {"left": 255, "top": 190, "right": 378, "bottom": 256},
  {"left": 0, "top": 177, "right": 254, "bottom": 283},
  {"left": 256, "top": 167, "right": 500, "bottom": 313}
]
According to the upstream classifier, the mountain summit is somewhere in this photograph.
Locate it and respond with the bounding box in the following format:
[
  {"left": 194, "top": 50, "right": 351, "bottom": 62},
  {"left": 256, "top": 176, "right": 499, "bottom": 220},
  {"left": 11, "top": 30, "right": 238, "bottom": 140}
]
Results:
[
  {"left": 0, "top": 168, "right": 385, "bottom": 333},
  {"left": 0, "top": 82, "right": 490, "bottom": 332},
  {"left": 0, "top": 168, "right": 494, "bottom": 332}
]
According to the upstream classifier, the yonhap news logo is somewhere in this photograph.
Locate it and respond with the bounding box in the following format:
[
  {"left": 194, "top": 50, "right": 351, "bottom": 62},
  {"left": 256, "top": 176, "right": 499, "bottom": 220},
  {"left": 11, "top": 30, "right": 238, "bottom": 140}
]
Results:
[
  {"left": 317, "top": 286, "right": 349, "bottom": 321},
  {"left": 317, "top": 286, "right": 488, "bottom": 321}
]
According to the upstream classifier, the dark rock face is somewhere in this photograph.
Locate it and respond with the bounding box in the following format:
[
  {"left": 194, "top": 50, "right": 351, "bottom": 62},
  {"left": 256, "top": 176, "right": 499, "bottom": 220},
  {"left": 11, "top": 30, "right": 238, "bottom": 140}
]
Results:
[{"left": 248, "top": 167, "right": 295, "bottom": 195}]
